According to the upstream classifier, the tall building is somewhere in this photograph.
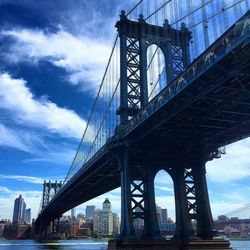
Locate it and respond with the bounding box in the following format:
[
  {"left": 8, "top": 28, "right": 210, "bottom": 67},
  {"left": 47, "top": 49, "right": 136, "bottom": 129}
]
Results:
[
  {"left": 156, "top": 205, "right": 162, "bottom": 225},
  {"left": 85, "top": 205, "right": 95, "bottom": 221},
  {"left": 12, "top": 195, "right": 26, "bottom": 223},
  {"left": 93, "top": 199, "right": 113, "bottom": 236},
  {"left": 25, "top": 208, "right": 31, "bottom": 224},
  {"left": 71, "top": 208, "right": 75, "bottom": 218},
  {"left": 134, "top": 207, "right": 144, "bottom": 232},
  {"left": 113, "top": 213, "right": 120, "bottom": 236},
  {"left": 161, "top": 208, "right": 168, "bottom": 224},
  {"left": 85, "top": 206, "right": 95, "bottom": 220}
]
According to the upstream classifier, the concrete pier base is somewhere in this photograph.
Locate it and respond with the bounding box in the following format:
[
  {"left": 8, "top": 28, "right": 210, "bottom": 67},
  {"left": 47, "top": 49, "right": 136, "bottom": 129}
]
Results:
[{"left": 108, "top": 239, "right": 233, "bottom": 250}]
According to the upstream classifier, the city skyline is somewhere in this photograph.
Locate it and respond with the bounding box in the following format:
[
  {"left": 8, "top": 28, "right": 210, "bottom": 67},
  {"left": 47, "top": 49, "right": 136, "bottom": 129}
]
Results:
[{"left": 0, "top": 0, "right": 250, "bottom": 223}]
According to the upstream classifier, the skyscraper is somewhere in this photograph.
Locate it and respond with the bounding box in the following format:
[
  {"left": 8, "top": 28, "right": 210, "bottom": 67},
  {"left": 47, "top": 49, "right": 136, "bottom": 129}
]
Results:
[
  {"left": 156, "top": 204, "right": 162, "bottom": 225},
  {"left": 71, "top": 208, "right": 75, "bottom": 218},
  {"left": 12, "top": 194, "right": 26, "bottom": 223},
  {"left": 85, "top": 205, "right": 95, "bottom": 221},
  {"left": 161, "top": 208, "right": 168, "bottom": 224},
  {"left": 113, "top": 213, "right": 120, "bottom": 236},
  {"left": 25, "top": 208, "right": 31, "bottom": 224}
]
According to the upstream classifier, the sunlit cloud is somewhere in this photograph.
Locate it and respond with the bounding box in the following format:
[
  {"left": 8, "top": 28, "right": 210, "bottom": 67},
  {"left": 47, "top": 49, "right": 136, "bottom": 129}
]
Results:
[
  {"left": 0, "top": 123, "right": 43, "bottom": 152},
  {"left": 0, "top": 72, "right": 94, "bottom": 140},
  {"left": 0, "top": 174, "right": 63, "bottom": 184},
  {"left": 1, "top": 29, "right": 112, "bottom": 89}
]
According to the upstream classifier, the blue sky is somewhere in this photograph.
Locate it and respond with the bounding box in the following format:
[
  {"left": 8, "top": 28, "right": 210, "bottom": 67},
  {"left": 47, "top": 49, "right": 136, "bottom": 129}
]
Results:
[{"left": 0, "top": 0, "right": 250, "bottom": 222}]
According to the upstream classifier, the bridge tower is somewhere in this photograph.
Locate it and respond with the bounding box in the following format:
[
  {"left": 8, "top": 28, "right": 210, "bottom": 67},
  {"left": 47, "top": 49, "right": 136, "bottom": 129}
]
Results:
[
  {"left": 116, "top": 10, "right": 191, "bottom": 124},
  {"left": 115, "top": 10, "right": 193, "bottom": 240},
  {"left": 39, "top": 180, "right": 62, "bottom": 235},
  {"left": 42, "top": 180, "right": 62, "bottom": 209}
]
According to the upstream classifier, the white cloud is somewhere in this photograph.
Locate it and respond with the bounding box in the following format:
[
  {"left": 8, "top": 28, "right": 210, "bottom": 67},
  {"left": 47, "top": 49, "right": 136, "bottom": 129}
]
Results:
[
  {"left": 22, "top": 149, "right": 76, "bottom": 165},
  {"left": 155, "top": 185, "right": 174, "bottom": 192},
  {"left": 2, "top": 29, "right": 111, "bottom": 88},
  {"left": 0, "top": 175, "right": 49, "bottom": 184},
  {"left": 0, "top": 73, "right": 93, "bottom": 140},
  {"left": 0, "top": 186, "right": 11, "bottom": 193},
  {"left": 206, "top": 138, "right": 250, "bottom": 183},
  {"left": 0, "top": 123, "right": 38, "bottom": 152},
  {"left": 0, "top": 121, "right": 78, "bottom": 166}
]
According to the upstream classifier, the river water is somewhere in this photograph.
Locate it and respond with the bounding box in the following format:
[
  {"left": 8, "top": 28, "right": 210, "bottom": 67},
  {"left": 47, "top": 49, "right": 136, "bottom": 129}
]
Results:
[{"left": 0, "top": 239, "right": 249, "bottom": 249}]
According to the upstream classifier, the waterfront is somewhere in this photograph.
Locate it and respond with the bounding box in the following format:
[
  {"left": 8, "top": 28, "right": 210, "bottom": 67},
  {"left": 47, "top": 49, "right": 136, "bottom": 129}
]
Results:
[{"left": 0, "top": 239, "right": 249, "bottom": 250}]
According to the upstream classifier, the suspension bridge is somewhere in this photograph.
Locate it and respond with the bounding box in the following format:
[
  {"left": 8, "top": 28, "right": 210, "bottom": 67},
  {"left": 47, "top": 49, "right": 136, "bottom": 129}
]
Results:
[{"left": 35, "top": 0, "right": 250, "bottom": 249}]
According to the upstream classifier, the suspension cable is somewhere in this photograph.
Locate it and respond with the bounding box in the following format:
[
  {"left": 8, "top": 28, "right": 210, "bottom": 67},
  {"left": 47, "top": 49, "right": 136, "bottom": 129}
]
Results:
[
  {"left": 148, "top": 0, "right": 246, "bottom": 99},
  {"left": 127, "top": 0, "right": 144, "bottom": 16},
  {"left": 189, "top": 0, "right": 245, "bottom": 29},
  {"left": 145, "top": 0, "right": 172, "bottom": 20},
  {"left": 64, "top": 1, "right": 147, "bottom": 183},
  {"left": 64, "top": 35, "right": 118, "bottom": 183}
]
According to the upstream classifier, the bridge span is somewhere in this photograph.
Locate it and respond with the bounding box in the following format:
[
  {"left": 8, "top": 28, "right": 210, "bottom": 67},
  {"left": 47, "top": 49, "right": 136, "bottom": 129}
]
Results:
[{"left": 35, "top": 5, "right": 250, "bottom": 250}]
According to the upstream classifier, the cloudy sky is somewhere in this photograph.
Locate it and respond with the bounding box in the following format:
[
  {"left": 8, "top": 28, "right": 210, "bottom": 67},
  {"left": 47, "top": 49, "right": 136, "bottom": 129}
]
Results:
[{"left": 0, "top": 0, "right": 250, "bottom": 222}]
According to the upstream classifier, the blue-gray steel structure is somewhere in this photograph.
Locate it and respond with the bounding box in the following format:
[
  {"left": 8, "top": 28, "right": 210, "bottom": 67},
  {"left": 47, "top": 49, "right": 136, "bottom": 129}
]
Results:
[{"left": 35, "top": 8, "right": 250, "bottom": 245}]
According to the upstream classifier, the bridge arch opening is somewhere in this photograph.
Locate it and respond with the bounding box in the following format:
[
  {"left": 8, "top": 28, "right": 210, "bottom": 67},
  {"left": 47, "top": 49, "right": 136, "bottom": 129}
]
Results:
[
  {"left": 147, "top": 44, "right": 167, "bottom": 101},
  {"left": 153, "top": 169, "right": 175, "bottom": 239}
]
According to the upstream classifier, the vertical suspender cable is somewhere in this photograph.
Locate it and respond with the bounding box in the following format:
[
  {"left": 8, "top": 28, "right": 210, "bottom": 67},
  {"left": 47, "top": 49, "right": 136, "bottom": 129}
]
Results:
[
  {"left": 221, "top": 0, "right": 229, "bottom": 30},
  {"left": 234, "top": 0, "right": 240, "bottom": 19},
  {"left": 201, "top": 0, "right": 210, "bottom": 48},
  {"left": 211, "top": 0, "right": 218, "bottom": 41},
  {"left": 245, "top": 0, "right": 249, "bottom": 9}
]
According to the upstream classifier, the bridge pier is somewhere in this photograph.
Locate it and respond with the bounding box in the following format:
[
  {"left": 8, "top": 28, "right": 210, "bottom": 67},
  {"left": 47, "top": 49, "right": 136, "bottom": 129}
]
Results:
[
  {"left": 170, "top": 155, "right": 218, "bottom": 241},
  {"left": 171, "top": 166, "right": 195, "bottom": 240},
  {"left": 192, "top": 161, "right": 217, "bottom": 240},
  {"left": 118, "top": 148, "right": 135, "bottom": 239},
  {"left": 141, "top": 164, "right": 161, "bottom": 239},
  {"left": 110, "top": 151, "right": 232, "bottom": 249}
]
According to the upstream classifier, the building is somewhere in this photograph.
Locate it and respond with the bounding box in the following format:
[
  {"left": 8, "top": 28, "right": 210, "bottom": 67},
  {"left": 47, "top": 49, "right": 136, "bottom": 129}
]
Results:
[
  {"left": 71, "top": 208, "right": 75, "bottom": 218},
  {"left": 134, "top": 207, "right": 144, "bottom": 237},
  {"left": 215, "top": 216, "right": 250, "bottom": 238},
  {"left": 161, "top": 208, "right": 168, "bottom": 224},
  {"left": 113, "top": 213, "right": 120, "bottom": 236},
  {"left": 25, "top": 208, "right": 31, "bottom": 224},
  {"left": 93, "top": 199, "right": 114, "bottom": 236},
  {"left": 0, "top": 220, "right": 10, "bottom": 237},
  {"left": 159, "top": 223, "right": 176, "bottom": 236},
  {"left": 3, "top": 223, "right": 31, "bottom": 239},
  {"left": 156, "top": 205, "right": 162, "bottom": 225},
  {"left": 85, "top": 205, "right": 95, "bottom": 222},
  {"left": 12, "top": 195, "right": 26, "bottom": 223},
  {"left": 76, "top": 213, "right": 84, "bottom": 220}
]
